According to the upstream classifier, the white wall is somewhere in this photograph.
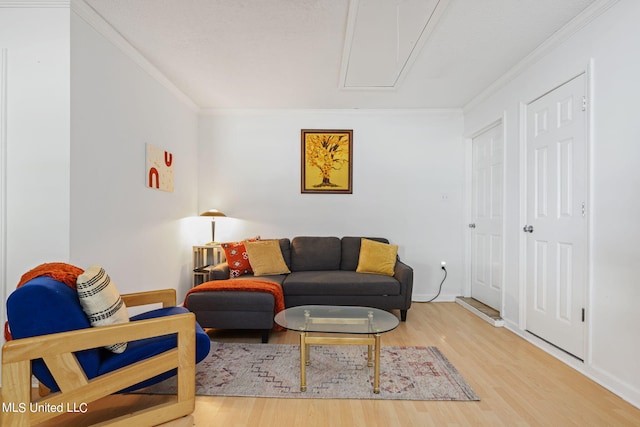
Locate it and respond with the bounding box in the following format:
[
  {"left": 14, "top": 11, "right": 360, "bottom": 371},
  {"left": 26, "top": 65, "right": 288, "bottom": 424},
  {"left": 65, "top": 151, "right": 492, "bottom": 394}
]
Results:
[
  {"left": 0, "top": 5, "right": 70, "bottom": 292},
  {"left": 464, "top": 0, "right": 640, "bottom": 408},
  {"left": 198, "top": 109, "right": 465, "bottom": 301},
  {"left": 0, "top": 2, "right": 70, "bottom": 386},
  {"left": 70, "top": 11, "right": 200, "bottom": 301}
]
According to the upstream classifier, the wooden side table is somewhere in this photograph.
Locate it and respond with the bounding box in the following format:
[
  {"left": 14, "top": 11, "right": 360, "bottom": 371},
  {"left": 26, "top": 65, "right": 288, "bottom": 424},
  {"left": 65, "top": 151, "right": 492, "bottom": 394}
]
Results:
[{"left": 192, "top": 244, "right": 225, "bottom": 287}]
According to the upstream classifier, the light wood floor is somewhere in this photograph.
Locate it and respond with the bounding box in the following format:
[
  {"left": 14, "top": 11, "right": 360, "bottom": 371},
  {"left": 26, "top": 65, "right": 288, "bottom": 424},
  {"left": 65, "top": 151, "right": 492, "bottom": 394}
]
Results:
[{"left": 30, "top": 302, "right": 640, "bottom": 426}]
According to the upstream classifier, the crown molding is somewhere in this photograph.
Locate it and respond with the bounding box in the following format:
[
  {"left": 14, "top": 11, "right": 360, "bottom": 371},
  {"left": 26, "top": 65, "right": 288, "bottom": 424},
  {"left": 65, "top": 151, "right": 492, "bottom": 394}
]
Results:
[
  {"left": 198, "top": 107, "right": 463, "bottom": 116},
  {"left": 0, "top": 0, "right": 69, "bottom": 7},
  {"left": 463, "top": 0, "right": 620, "bottom": 113},
  {"left": 71, "top": 0, "right": 200, "bottom": 113}
]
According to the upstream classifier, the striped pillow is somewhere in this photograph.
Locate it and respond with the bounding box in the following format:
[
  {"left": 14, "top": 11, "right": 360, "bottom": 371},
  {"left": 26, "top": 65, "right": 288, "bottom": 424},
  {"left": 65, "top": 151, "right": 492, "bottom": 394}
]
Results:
[{"left": 76, "top": 265, "right": 129, "bottom": 353}]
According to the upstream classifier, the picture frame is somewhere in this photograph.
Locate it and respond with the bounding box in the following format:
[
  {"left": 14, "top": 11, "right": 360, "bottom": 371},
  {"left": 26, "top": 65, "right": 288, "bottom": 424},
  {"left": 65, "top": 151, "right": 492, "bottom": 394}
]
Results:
[
  {"left": 146, "top": 143, "right": 174, "bottom": 192},
  {"left": 301, "top": 129, "right": 353, "bottom": 194}
]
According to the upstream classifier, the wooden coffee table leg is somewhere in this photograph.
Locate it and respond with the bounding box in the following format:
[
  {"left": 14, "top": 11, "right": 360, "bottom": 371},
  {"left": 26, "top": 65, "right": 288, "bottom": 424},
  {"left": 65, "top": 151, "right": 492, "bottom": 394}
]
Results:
[
  {"left": 300, "top": 332, "right": 307, "bottom": 391},
  {"left": 374, "top": 334, "right": 381, "bottom": 393}
]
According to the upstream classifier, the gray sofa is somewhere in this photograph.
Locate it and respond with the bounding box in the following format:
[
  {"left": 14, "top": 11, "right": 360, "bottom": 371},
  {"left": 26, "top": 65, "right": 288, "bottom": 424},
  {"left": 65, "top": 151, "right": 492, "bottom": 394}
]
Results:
[{"left": 186, "top": 236, "right": 413, "bottom": 342}]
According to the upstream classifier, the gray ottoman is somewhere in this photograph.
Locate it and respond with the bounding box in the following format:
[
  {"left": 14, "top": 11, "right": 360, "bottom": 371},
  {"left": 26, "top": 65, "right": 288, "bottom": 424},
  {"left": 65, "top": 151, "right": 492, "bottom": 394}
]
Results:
[{"left": 185, "top": 291, "right": 275, "bottom": 343}]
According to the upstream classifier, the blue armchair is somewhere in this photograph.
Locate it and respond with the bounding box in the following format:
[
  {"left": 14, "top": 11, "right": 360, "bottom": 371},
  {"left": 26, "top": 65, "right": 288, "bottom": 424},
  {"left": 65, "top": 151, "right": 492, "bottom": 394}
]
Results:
[{"left": 2, "top": 274, "right": 211, "bottom": 426}]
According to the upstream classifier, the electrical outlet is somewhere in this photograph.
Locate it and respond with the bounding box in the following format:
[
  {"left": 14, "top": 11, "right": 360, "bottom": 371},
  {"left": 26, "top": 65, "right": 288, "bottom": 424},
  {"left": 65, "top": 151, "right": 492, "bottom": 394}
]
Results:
[{"left": 441, "top": 261, "right": 446, "bottom": 268}]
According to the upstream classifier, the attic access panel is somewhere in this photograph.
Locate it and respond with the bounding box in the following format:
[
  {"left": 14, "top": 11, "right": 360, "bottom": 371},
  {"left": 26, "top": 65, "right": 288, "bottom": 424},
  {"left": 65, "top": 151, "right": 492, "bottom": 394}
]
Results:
[{"left": 340, "top": 0, "right": 449, "bottom": 89}]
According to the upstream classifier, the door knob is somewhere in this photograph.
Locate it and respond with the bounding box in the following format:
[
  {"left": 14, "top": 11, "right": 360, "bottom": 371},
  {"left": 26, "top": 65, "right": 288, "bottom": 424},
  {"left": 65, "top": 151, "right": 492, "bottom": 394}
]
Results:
[
  {"left": 468, "top": 223, "right": 476, "bottom": 228},
  {"left": 523, "top": 225, "right": 534, "bottom": 233}
]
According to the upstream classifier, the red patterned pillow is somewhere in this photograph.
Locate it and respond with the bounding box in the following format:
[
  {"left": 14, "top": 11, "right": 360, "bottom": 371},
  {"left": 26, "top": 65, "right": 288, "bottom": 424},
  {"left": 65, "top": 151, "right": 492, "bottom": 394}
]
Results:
[{"left": 221, "top": 239, "right": 258, "bottom": 278}]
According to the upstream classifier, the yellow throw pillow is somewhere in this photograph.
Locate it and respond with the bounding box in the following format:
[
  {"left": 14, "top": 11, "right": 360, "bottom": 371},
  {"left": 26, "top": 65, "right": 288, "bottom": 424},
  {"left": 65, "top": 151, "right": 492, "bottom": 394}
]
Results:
[
  {"left": 245, "top": 240, "right": 291, "bottom": 276},
  {"left": 356, "top": 238, "right": 398, "bottom": 276}
]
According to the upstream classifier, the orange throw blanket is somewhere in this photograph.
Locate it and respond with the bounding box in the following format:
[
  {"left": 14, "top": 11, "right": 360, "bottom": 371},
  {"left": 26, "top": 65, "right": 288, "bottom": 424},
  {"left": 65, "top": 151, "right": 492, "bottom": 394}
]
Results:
[
  {"left": 183, "top": 279, "right": 286, "bottom": 330},
  {"left": 17, "top": 262, "right": 84, "bottom": 289}
]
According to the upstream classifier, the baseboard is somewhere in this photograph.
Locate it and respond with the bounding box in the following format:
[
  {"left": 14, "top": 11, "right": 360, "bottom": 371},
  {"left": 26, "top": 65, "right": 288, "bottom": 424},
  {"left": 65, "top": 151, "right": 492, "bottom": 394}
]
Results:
[{"left": 412, "top": 293, "right": 458, "bottom": 302}]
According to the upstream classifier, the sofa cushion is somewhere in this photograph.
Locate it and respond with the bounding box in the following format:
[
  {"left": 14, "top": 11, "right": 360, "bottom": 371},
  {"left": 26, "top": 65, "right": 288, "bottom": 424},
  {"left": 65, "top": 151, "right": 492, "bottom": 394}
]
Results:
[
  {"left": 229, "top": 274, "right": 287, "bottom": 285},
  {"left": 187, "top": 290, "right": 275, "bottom": 312},
  {"left": 341, "top": 236, "right": 389, "bottom": 271},
  {"left": 100, "top": 306, "right": 210, "bottom": 393},
  {"left": 291, "top": 236, "right": 341, "bottom": 271},
  {"left": 282, "top": 271, "right": 400, "bottom": 296},
  {"left": 276, "top": 238, "right": 292, "bottom": 269},
  {"left": 356, "top": 238, "right": 398, "bottom": 276}
]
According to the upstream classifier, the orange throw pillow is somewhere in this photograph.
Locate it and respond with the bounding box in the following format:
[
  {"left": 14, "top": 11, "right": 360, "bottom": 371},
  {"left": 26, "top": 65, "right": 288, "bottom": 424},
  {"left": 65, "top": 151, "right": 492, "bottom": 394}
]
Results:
[{"left": 221, "top": 239, "right": 257, "bottom": 278}]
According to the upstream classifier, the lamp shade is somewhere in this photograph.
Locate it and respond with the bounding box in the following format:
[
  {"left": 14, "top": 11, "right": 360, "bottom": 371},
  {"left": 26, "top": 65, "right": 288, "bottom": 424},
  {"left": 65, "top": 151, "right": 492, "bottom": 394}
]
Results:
[{"left": 200, "top": 209, "right": 226, "bottom": 217}]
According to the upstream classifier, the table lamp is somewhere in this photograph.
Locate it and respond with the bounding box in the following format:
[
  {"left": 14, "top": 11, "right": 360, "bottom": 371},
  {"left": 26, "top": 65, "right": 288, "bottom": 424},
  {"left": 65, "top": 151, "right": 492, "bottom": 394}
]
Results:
[{"left": 200, "top": 209, "right": 226, "bottom": 244}]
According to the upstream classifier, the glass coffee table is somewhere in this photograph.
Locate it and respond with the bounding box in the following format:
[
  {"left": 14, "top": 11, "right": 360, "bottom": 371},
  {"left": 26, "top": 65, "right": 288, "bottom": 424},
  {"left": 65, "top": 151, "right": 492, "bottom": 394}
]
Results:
[{"left": 274, "top": 305, "right": 400, "bottom": 393}]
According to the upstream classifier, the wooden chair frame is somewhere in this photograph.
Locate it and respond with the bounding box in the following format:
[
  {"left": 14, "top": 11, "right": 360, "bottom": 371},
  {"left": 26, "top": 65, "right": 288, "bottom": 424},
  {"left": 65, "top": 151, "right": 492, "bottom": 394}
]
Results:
[{"left": 1, "top": 289, "right": 197, "bottom": 427}]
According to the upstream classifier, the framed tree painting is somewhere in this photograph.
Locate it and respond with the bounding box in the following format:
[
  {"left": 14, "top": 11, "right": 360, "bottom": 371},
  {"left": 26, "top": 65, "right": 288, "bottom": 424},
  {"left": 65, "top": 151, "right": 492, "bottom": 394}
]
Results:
[{"left": 301, "top": 129, "right": 353, "bottom": 194}]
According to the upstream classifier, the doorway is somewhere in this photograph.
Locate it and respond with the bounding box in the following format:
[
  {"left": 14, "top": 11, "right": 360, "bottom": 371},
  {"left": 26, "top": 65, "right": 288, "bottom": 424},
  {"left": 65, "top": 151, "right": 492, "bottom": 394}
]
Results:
[
  {"left": 524, "top": 73, "right": 588, "bottom": 360},
  {"left": 470, "top": 121, "right": 504, "bottom": 312}
]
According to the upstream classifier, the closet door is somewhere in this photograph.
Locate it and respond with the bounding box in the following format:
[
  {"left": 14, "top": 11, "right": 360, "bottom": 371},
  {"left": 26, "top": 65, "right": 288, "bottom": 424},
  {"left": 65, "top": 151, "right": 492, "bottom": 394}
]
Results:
[{"left": 525, "top": 74, "right": 588, "bottom": 360}]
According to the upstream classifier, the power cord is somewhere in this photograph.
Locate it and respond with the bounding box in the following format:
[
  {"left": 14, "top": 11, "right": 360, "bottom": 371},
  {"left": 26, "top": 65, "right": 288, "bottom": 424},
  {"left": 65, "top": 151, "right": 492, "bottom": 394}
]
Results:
[{"left": 426, "top": 265, "right": 447, "bottom": 303}]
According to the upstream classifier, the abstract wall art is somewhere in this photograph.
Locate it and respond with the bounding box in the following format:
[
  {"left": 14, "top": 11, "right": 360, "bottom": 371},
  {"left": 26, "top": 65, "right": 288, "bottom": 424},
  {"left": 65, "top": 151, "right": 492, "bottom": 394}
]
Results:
[{"left": 146, "top": 143, "right": 174, "bottom": 192}]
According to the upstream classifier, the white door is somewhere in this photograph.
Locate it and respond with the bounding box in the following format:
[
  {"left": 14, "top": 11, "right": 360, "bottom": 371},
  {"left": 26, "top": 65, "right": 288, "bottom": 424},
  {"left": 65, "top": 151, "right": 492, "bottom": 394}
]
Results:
[
  {"left": 525, "top": 74, "right": 587, "bottom": 360},
  {"left": 470, "top": 122, "right": 504, "bottom": 311}
]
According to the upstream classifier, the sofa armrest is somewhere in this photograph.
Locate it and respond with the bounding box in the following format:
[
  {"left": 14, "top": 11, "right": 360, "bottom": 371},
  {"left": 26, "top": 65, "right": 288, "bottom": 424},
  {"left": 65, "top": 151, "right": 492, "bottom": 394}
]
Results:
[
  {"left": 122, "top": 289, "right": 176, "bottom": 308},
  {"left": 394, "top": 260, "right": 414, "bottom": 307},
  {"left": 209, "top": 262, "right": 230, "bottom": 280}
]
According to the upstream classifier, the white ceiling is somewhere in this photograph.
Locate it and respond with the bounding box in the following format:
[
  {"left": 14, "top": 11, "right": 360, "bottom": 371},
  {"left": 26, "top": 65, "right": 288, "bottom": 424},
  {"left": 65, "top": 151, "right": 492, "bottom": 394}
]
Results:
[{"left": 81, "top": 0, "right": 597, "bottom": 110}]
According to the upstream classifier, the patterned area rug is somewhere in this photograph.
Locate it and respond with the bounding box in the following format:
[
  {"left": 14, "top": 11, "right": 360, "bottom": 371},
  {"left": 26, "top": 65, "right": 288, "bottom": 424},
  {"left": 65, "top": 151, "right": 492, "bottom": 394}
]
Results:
[{"left": 140, "top": 342, "right": 479, "bottom": 401}]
